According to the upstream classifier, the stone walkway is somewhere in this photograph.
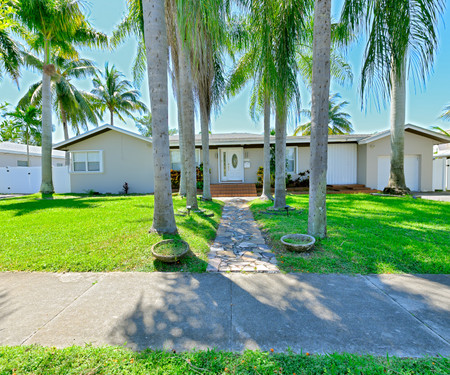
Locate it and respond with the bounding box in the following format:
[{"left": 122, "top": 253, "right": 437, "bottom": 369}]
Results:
[{"left": 206, "top": 199, "right": 279, "bottom": 273}]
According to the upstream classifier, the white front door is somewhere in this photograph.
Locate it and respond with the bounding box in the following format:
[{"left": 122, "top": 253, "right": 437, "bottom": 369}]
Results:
[{"left": 220, "top": 148, "right": 244, "bottom": 182}]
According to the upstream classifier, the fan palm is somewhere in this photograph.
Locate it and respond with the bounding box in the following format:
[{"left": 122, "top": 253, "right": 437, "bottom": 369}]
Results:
[
  {"left": 91, "top": 63, "right": 148, "bottom": 127},
  {"left": 4, "top": 105, "right": 42, "bottom": 165},
  {"left": 294, "top": 93, "right": 353, "bottom": 135},
  {"left": 18, "top": 53, "right": 99, "bottom": 165},
  {"left": 341, "top": 0, "right": 445, "bottom": 195},
  {"left": 12, "top": 0, "right": 107, "bottom": 194}
]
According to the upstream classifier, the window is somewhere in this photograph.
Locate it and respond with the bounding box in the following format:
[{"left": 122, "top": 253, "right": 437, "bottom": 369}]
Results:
[
  {"left": 286, "top": 147, "right": 296, "bottom": 174},
  {"left": 170, "top": 149, "right": 201, "bottom": 171},
  {"left": 71, "top": 151, "right": 102, "bottom": 173},
  {"left": 17, "top": 160, "right": 29, "bottom": 167}
]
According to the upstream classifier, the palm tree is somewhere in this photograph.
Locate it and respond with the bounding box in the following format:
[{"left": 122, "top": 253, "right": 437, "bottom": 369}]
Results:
[
  {"left": 0, "top": 1, "right": 21, "bottom": 82},
  {"left": 91, "top": 63, "right": 148, "bottom": 127},
  {"left": 135, "top": 113, "right": 177, "bottom": 137},
  {"left": 19, "top": 53, "right": 99, "bottom": 165},
  {"left": 294, "top": 93, "right": 353, "bottom": 135},
  {"left": 13, "top": 0, "right": 107, "bottom": 194},
  {"left": 141, "top": 0, "right": 177, "bottom": 234},
  {"left": 4, "top": 105, "right": 42, "bottom": 165},
  {"left": 308, "top": 0, "right": 332, "bottom": 238},
  {"left": 341, "top": 0, "right": 445, "bottom": 195},
  {"left": 439, "top": 104, "right": 450, "bottom": 122},
  {"left": 185, "top": 0, "right": 228, "bottom": 201}
]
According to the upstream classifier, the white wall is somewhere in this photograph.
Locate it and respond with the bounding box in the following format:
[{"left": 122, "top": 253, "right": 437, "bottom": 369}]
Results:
[
  {"left": 0, "top": 166, "right": 70, "bottom": 194},
  {"left": 297, "top": 144, "right": 357, "bottom": 184},
  {"left": 0, "top": 152, "right": 66, "bottom": 168},
  {"left": 433, "top": 158, "right": 449, "bottom": 191}
]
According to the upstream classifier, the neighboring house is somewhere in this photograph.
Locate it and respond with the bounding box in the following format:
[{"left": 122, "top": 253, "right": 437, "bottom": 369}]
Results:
[
  {"left": 433, "top": 143, "right": 450, "bottom": 191},
  {"left": 53, "top": 124, "right": 450, "bottom": 194},
  {"left": 0, "top": 142, "right": 66, "bottom": 168}
]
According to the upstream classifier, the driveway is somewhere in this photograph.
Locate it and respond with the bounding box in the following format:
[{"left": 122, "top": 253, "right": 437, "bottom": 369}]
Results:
[{"left": 414, "top": 192, "right": 450, "bottom": 202}]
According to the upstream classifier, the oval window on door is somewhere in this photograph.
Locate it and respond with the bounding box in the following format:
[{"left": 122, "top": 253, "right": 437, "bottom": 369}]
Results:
[{"left": 232, "top": 154, "right": 238, "bottom": 168}]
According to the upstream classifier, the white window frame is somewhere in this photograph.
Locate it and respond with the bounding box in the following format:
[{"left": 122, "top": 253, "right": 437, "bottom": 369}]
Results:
[
  {"left": 70, "top": 150, "right": 103, "bottom": 174},
  {"left": 170, "top": 148, "right": 201, "bottom": 171},
  {"left": 286, "top": 147, "right": 297, "bottom": 174}
]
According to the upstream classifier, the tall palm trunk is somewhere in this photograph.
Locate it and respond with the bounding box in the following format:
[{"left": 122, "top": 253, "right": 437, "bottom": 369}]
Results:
[
  {"left": 308, "top": 0, "right": 332, "bottom": 239},
  {"left": 200, "top": 101, "right": 211, "bottom": 200},
  {"left": 178, "top": 43, "right": 198, "bottom": 210},
  {"left": 176, "top": 79, "right": 186, "bottom": 196},
  {"left": 261, "top": 93, "right": 273, "bottom": 200},
  {"left": 40, "top": 40, "right": 55, "bottom": 194},
  {"left": 26, "top": 129, "right": 30, "bottom": 166},
  {"left": 142, "top": 0, "right": 177, "bottom": 233},
  {"left": 61, "top": 108, "right": 70, "bottom": 166},
  {"left": 383, "top": 63, "right": 409, "bottom": 195},
  {"left": 273, "top": 104, "right": 287, "bottom": 209},
  {"left": 110, "top": 110, "right": 114, "bottom": 126}
]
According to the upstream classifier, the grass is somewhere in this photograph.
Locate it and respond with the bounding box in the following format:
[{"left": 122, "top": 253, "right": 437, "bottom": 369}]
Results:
[
  {"left": 0, "top": 194, "right": 223, "bottom": 272},
  {"left": 0, "top": 346, "right": 447, "bottom": 374},
  {"left": 250, "top": 194, "right": 450, "bottom": 274},
  {"left": 152, "top": 239, "right": 188, "bottom": 256}
]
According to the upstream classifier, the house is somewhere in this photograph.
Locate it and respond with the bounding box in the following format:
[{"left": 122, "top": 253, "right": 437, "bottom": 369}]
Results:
[
  {"left": 53, "top": 124, "right": 450, "bottom": 194},
  {"left": 433, "top": 142, "right": 450, "bottom": 191},
  {"left": 0, "top": 142, "right": 66, "bottom": 168}
]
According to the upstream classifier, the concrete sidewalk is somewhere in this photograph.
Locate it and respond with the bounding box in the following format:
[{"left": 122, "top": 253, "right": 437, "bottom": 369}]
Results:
[{"left": 0, "top": 272, "right": 449, "bottom": 357}]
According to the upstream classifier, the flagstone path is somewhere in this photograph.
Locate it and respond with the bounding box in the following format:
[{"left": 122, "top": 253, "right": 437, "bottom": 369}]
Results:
[{"left": 206, "top": 199, "right": 279, "bottom": 273}]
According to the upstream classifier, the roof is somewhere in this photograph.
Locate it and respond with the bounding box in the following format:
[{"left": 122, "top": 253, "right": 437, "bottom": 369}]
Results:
[
  {"left": 0, "top": 142, "right": 66, "bottom": 158},
  {"left": 358, "top": 124, "right": 450, "bottom": 145},
  {"left": 53, "top": 123, "right": 450, "bottom": 150},
  {"left": 54, "top": 124, "right": 152, "bottom": 150}
]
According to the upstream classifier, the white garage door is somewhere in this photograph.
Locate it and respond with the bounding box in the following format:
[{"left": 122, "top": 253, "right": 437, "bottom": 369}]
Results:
[
  {"left": 327, "top": 144, "right": 357, "bottom": 184},
  {"left": 377, "top": 155, "right": 420, "bottom": 191}
]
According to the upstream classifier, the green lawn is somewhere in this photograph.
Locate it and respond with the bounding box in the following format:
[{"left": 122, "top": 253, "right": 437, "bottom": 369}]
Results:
[
  {"left": 0, "top": 194, "right": 222, "bottom": 272},
  {"left": 0, "top": 346, "right": 447, "bottom": 374},
  {"left": 250, "top": 194, "right": 450, "bottom": 274}
]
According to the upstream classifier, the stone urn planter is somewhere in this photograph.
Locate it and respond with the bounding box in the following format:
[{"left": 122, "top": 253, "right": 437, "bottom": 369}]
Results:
[
  {"left": 151, "top": 239, "right": 189, "bottom": 263},
  {"left": 280, "top": 234, "right": 315, "bottom": 252}
]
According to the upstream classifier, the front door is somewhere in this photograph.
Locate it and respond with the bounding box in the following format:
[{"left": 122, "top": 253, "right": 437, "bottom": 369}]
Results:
[{"left": 220, "top": 148, "right": 244, "bottom": 182}]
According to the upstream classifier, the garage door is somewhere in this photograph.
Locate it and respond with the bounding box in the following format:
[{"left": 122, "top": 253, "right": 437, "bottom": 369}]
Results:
[
  {"left": 377, "top": 155, "right": 420, "bottom": 191},
  {"left": 327, "top": 144, "right": 357, "bottom": 184}
]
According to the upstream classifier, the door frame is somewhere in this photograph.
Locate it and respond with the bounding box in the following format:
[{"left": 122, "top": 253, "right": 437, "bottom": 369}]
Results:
[{"left": 218, "top": 147, "right": 245, "bottom": 183}]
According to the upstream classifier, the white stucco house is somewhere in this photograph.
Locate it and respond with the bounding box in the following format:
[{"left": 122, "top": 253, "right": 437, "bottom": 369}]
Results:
[
  {"left": 53, "top": 123, "right": 450, "bottom": 194},
  {"left": 0, "top": 142, "right": 66, "bottom": 167}
]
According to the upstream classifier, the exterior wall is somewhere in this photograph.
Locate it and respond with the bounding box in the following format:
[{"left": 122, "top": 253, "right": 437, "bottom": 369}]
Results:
[
  {"left": 243, "top": 148, "right": 263, "bottom": 183},
  {"left": 364, "top": 132, "right": 435, "bottom": 191},
  {"left": 65, "top": 131, "right": 154, "bottom": 194},
  {"left": 357, "top": 144, "right": 367, "bottom": 185},
  {"left": 0, "top": 152, "right": 65, "bottom": 168}
]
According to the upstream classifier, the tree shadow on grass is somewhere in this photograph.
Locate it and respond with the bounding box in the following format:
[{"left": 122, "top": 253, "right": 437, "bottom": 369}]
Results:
[{"left": 0, "top": 196, "right": 134, "bottom": 217}]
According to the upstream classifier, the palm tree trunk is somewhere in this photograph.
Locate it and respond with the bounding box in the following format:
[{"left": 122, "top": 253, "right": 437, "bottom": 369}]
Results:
[
  {"left": 261, "top": 93, "right": 273, "bottom": 200},
  {"left": 40, "top": 39, "right": 55, "bottom": 195},
  {"left": 61, "top": 108, "right": 70, "bottom": 166},
  {"left": 200, "top": 101, "right": 211, "bottom": 200},
  {"left": 308, "top": 0, "right": 332, "bottom": 239},
  {"left": 273, "top": 104, "right": 287, "bottom": 209},
  {"left": 178, "top": 40, "right": 198, "bottom": 210},
  {"left": 176, "top": 79, "right": 186, "bottom": 196},
  {"left": 383, "top": 63, "right": 409, "bottom": 195},
  {"left": 110, "top": 110, "right": 114, "bottom": 127},
  {"left": 26, "top": 129, "right": 30, "bottom": 166},
  {"left": 142, "top": 0, "right": 177, "bottom": 233}
]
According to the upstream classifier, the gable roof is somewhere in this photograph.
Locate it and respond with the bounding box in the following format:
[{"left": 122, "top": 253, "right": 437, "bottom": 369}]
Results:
[
  {"left": 0, "top": 142, "right": 66, "bottom": 158},
  {"left": 358, "top": 124, "right": 450, "bottom": 145},
  {"left": 53, "top": 124, "right": 152, "bottom": 150},
  {"left": 53, "top": 123, "right": 450, "bottom": 151}
]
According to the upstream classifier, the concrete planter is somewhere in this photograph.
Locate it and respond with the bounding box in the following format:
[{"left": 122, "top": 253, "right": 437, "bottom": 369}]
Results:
[
  {"left": 280, "top": 234, "right": 315, "bottom": 252},
  {"left": 151, "top": 239, "right": 189, "bottom": 263}
]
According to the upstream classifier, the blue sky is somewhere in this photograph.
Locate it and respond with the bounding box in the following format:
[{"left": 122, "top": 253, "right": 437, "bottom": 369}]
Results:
[{"left": 1, "top": 0, "right": 449, "bottom": 143}]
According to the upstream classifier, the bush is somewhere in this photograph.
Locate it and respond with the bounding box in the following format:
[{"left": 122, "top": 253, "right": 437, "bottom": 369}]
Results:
[{"left": 171, "top": 165, "right": 204, "bottom": 190}]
